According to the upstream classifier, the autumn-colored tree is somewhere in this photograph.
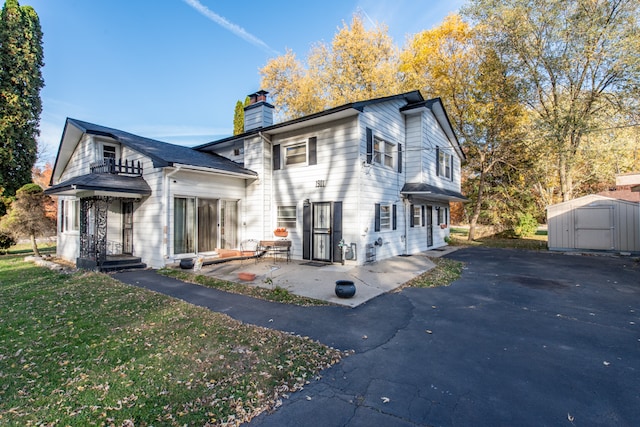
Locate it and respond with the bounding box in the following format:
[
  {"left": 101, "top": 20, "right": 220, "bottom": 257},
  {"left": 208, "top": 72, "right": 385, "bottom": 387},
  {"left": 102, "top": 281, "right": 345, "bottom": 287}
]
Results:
[
  {"left": 0, "top": 183, "right": 54, "bottom": 256},
  {"left": 260, "top": 14, "right": 402, "bottom": 120},
  {"left": 32, "top": 162, "right": 56, "bottom": 221},
  {"left": 464, "top": 0, "right": 640, "bottom": 202},
  {"left": 401, "top": 15, "right": 532, "bottom": 239}
]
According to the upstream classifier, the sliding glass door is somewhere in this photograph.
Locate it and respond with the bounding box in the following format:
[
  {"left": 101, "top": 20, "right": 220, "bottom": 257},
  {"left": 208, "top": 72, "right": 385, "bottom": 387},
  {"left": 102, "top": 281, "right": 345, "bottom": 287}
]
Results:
[
  {"left": 197, "top": 198, "right": 218, "bottom": 252},
  {"left": 174, "top": 197, "right": 238, "bottom": 254}
]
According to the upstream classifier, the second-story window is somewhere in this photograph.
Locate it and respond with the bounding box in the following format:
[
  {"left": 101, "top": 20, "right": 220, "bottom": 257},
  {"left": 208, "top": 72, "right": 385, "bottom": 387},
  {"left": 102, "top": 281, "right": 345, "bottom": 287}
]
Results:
[
  {"left": 373, "top": 137, "right": 394, "bottom": 168},
  {"left": 273, "top": 137, "right": 317, "bottom": 170},
  {"left": 285, "top": 142, "right": 307, "bottom": 165},
  {"left": 437, "top": 147, "right": 453, "bottom": 180},
  {"left": 103, "top": 145, "right": 117, "bottom": 161}
]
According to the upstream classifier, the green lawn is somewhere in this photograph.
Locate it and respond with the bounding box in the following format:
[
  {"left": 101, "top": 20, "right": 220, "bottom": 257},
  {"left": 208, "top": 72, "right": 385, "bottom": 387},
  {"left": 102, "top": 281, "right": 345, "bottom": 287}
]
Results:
[
  {"left": 0, "top": 255, "right": 343, "bottom": 426},
  {"left": 449, "top": 226, "right": 548, "bottom": 251}
]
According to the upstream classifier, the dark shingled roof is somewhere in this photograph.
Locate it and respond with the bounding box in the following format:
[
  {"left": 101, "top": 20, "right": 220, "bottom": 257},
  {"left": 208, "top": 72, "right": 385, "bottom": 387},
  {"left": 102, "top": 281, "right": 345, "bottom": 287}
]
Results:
[
  {"left": 401, "top": 183, "right": 468, "bottom": 202},
  {"left": 67, "top": 118, "right": 257, "bottom": 177},
  {"left": 195, "top": 91, "right": 426, "bottom": 149},
  {"left": 45, "top": 173, "right": 152, "bottom": 196}
]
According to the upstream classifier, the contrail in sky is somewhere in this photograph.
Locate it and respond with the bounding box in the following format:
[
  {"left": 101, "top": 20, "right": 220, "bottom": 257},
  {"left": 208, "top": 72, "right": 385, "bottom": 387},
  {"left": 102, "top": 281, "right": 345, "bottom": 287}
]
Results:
[{"left": 183, "top": 0, "right": 280, "bottom": 56}]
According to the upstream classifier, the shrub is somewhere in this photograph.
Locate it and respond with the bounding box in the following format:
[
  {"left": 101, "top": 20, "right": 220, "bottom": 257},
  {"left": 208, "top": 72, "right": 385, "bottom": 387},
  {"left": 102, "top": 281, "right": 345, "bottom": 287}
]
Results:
[
  {"left": 513, "top": 213, "right": 538, "bottom": 238},
  {"left": 0, "top": 230, "right": 16, "bottom": 252}
]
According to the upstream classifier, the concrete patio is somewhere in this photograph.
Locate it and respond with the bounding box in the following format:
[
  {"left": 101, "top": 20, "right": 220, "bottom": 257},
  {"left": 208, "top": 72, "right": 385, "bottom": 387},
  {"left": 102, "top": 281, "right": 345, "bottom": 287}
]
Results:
[{"left": 193, "top": 246, "right": 459, "bottom": 307}]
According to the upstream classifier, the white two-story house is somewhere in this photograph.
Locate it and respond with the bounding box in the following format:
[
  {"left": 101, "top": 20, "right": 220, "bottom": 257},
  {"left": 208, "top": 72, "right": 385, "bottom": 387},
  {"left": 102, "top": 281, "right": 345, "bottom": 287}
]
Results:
[{"left": 46, "top": 90, "right": 466, "bottom": 271}]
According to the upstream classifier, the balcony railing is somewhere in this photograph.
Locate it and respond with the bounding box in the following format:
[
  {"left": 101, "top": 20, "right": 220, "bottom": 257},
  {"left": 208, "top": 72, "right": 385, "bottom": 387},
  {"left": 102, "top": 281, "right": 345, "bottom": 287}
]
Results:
[{"left": 90, "top": 158, "right": 143, "bottom": 176}]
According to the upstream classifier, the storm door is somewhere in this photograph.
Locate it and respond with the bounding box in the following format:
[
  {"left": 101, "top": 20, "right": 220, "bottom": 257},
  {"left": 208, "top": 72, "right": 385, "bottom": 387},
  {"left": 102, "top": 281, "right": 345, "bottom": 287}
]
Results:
[
  {"left": 313, "top": 202, "right": 331, "bottom": 261},
  {"left": 122, "top": 201, "right": 133, "bottom": 254},
  {"left": 426, "top": 206, "right": 433, "bottom": 247}
]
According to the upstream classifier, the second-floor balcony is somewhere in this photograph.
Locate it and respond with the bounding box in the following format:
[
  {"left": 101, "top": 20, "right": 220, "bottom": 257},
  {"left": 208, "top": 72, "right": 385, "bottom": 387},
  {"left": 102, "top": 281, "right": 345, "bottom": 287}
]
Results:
[{"left": 90, "top": 158, "right": 143, "bottom": 176}]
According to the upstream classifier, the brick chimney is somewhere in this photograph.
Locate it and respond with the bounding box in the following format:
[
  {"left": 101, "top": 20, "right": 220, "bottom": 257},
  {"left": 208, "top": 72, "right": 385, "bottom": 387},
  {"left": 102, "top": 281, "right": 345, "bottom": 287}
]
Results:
[{"left": 244, "top": 90, "right": 274, "bottom": 131}]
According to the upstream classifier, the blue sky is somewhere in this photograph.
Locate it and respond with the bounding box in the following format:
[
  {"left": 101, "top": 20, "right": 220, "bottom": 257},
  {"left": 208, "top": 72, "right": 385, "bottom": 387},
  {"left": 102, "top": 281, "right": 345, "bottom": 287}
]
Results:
[{"left": 22, "top": 0, "right": 465, "bottom": 164}]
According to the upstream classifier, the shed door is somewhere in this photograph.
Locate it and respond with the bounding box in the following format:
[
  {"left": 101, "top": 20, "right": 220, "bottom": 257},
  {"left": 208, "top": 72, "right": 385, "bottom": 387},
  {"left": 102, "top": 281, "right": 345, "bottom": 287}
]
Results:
[{"left": 574, "top": 206, "right": 614, "bottom": 250}]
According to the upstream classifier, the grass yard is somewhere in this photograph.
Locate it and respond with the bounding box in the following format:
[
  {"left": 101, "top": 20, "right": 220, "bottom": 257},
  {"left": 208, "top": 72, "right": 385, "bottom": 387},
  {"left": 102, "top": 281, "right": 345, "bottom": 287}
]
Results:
[
  {"left": 449, "top": 226, "right": 548, "bottom": 251},
  {"left": 0, "top": 255, "right": 344, "bottom": 426}
]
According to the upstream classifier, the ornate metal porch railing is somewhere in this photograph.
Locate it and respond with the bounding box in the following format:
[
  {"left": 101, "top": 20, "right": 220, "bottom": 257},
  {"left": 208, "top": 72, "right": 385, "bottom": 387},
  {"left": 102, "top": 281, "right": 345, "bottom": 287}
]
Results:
[{"left": 90, "top": 158, "right": 143, "bottom": 175}]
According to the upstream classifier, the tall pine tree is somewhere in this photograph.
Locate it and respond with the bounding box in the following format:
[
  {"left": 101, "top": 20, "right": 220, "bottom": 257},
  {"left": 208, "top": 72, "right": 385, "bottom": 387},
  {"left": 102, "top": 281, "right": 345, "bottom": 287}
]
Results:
[{"left": 0, "top": 0, "right": 44, "bottom": 198}]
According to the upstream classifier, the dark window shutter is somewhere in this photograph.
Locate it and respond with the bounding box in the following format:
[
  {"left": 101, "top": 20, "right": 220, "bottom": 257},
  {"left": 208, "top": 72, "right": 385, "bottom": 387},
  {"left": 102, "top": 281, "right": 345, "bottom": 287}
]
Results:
[
  {"left": 308, "top": 137, "right": 317, "bottom": 165},
  {"left": 410, "top": 204, "right": 415, "bottom": 228},
  {"left": 398, "top": 143, "right": 402, "bottom": 173},
  {"left": 332, "top": 202, "right": 342, "bottom": 263},
  {"left": 374, "top": 203, "right": 381, "bottom": 232},
  {"left": 366, "top": 128, "right": 373, "bottom": 164},
  {"left": 392, "top": 204, "right": 397, "bottom": 230},
  {"left": 60, "top": 201, "right": 65, "bottom": 232},
  {"left": 303, "top": 203, "right": 311, "bottom": 259},
  {"left": 273, "top": 144, "right": 281, "bottom": 170},
  {"left": 421, "top": 205, "right": 426, "bottom": 227},
  {"left": 435, "top": 146, "right": 440, "bottom": 176},
  {"left": 450, "top": 154, "right": 454, "bottom": 180}
]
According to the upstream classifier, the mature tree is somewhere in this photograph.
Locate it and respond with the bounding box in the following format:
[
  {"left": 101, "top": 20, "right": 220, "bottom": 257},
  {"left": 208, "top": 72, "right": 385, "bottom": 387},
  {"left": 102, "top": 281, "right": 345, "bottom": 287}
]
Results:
[
  {"left": 260, "top": 14, "right": 402, "bottom": 120},
  {"left": 0, "top": 183, "right": 54, "bottom": 256},
  {"left": 32, "top": 162, "right": 56, "bottom": 221},
  {"left": 401, "top": 15, "right": 531, "bottom": 239},
  {"left": 464, "top": 0, "right": 640, "bottom": 202},
  {"left": 232, "top": 96, "right": 250, "bottom": 135},
  {"left": 0, "top": 0, "right": 45, "bottom": 197}
]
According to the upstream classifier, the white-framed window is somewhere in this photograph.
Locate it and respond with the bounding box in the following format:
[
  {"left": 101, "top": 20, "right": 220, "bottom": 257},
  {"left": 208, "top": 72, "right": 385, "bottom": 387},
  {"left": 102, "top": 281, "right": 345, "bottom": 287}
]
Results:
[
  {"left": 277, "top": 206, "right": 297, "bottom": 229},
  {"left": 438, "top": 207, "right": 449, "bottom": 225},
  {"left": 373, "top": 136, "right": 394, "bottom": 168},
  {"left": 285, "top": 142, "right": 307, "bottom": 166},
  {"left": 274, "top": 137, "right": 317, "bottom": 170},
  {"left": 61, "top": 199, "right": 79, "bottom": 232},
  {"left": 380, "top": 205, "right": 391, "bottom": 230},
  {"left": 375, "top": 203, "right": 396, "bottom": 231},
  {"left": 438, "top": 147, "right": 452, "bottom": 180},
  {"left": 412, "top": 205, "right": 423, "bottom": 227}
]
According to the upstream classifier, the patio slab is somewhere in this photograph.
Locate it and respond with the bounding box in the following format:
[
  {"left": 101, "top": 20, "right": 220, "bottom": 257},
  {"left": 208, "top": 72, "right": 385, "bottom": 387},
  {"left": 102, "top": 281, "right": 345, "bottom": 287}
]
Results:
[{"left": 196, "top": 246, "right": 459, "bottom": 307}]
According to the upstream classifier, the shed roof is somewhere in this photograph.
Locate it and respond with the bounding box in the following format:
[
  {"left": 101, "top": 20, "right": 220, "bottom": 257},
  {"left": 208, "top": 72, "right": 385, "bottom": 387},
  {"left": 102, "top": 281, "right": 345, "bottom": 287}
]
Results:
[{"left": 45, "top": 172, "right": 152, "bottom": 198}]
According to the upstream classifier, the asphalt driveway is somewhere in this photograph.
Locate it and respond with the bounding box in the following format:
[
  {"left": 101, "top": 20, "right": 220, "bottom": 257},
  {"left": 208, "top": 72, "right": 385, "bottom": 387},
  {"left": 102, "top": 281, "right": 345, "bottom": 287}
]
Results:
[{"left": 115, "top": 247, "right": 640, "bottom": 426}]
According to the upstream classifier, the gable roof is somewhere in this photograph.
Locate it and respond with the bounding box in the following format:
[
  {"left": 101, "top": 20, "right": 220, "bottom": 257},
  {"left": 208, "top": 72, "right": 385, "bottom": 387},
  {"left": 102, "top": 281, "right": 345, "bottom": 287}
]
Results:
[
  {"left": 51, "top": 118, "right": 257, "bottom": 184},
  {"left": 195, "top": 91, "right": 426, "bottom": 150}
]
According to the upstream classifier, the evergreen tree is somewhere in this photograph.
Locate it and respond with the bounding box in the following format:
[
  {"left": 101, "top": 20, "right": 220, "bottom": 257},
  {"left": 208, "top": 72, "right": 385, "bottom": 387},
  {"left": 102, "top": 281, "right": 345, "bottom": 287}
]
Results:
[
  {"left": 232, "top": 97, "right": 250, "bottom": 135},
  {"left": 0, "top": 0, "right": 44, "bottom": 197}
]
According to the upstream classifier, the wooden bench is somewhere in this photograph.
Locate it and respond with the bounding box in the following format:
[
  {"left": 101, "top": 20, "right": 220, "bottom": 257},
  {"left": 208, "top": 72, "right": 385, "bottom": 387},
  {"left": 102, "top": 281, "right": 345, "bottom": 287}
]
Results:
[{"left": 259, "top": 240, "right": 291, "bottom": 263}]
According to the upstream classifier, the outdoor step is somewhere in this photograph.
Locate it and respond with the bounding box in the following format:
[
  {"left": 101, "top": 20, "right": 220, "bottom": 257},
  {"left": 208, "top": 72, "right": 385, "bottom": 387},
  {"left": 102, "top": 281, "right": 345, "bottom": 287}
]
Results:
[
  {"left": 103, "top": 257, "right": 143, "bottom": 266},
  {"left": 100, "top": 262, "right": 147, "bottom": 273}
]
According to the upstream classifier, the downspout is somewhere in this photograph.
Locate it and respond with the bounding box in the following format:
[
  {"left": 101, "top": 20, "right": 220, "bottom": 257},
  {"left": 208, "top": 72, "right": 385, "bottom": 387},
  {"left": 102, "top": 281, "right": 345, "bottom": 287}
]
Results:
[
  {"left": 259, "top": 131, "right": 272, "bottom": 240},
  {"left": 164, "top": 165, "right": 182, "bottom": 263}
]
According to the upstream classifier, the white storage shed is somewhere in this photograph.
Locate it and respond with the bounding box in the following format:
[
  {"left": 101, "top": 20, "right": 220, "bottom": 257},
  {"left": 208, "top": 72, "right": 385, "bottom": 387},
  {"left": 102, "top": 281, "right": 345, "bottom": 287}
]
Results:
[{"left": 547, "top": 195, "right": 640, "bottom": 254}]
